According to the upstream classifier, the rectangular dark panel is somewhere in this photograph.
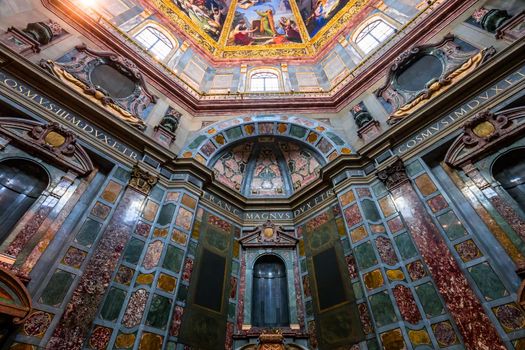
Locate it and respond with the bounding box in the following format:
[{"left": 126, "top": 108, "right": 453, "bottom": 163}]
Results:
[
  {"left": 194, "top": 248, "right": 225, "bottom": 312},
  {"left": 313, "top": 247, "right": 345, "bottom": 310}
]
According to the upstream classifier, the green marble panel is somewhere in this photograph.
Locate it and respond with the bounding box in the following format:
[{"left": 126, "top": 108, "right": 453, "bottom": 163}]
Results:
[
  {"left": 437, "top": 210, "right": 466, "bottom": 241},
  {"left": 369, "top": 291, "right": 397, "bottom": 327},
  {"left": 228, "top": 302, "right": 236, "bottom": 320},
  {"left": 176, "top": 284, "right": 189, "bottom": 303},
  {"left": 354, "top": 242, "right": 378, "bottom": 269},
  {"left": 188, "top": 135, "right": 207, "bottom": 149},
  {"left": 468, "top": 262, "right": 508, "bottom": 301},
  {"left": 300, "top": 258, "right": 307, "bottom": 274},
  {"left": 352, "top": 281, "right": 363, "bottom": 300},
  {"left": 188, "top": 240, "right": 198, "bottom": 257},
  {"left": 415, "top": 282, "right": 444, "bottom": 318},
  {"left": 341, "top": 237, "right": 351, "bottom": 255},
  {"left": 123, "top": 238, "right": 145, "bottom": 265},
  {"left": 290, "top": 125, "right": 307, "bottom": 138},
  {"left": 100, "top": 287, "right": 126, "bottom": 322},
  {"left": 361, "top": 199, "right": 381, "bottom": 222},
  {"left": 39, "top": 269, "right": 75, "bottom": 307},
  {"left": 75, "top": 219, "right": 102, "bottom": 248},
  {"left": 225, "top": 126, "right": 242, "bottom": 140},
  {"left": 146, "top": 294, "right": 172, "bottom": 329},
  {"left": 406, "top": 160, "right": 424, "bottom": 177},
  {"left": 367, "top": 338, "right": 380, "bottom": 350},
  {"left": 305, "top": 300, "right": 313, "bottom": 317},
  {"left": 372, "top": 182, "right": 387, "bottom": 197},
  {"left": 150, "top": 186, "right": 165, "bottom": 202},
  {"left": 163, "top": 245, "right": 184, "bottom": 273},
  {"left": 113, "top": 167, "right": 131, "bottom": 182},
  {"left": 231, "top": 260, "right": 240, "bottom": 276},
  {"left": 157, "top": 203, "right": 176, "bottom": 226},
  {"left": 394, "top": 233, "right": 418, "bottom": 259}
]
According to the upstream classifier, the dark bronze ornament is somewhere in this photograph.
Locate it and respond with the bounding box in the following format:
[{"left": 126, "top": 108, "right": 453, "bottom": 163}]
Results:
[{"left": 377, "top": 159, "right": 409, "bottom": 190}]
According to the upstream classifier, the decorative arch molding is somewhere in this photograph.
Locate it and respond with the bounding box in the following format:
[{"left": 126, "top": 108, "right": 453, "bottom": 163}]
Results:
[
  {"left": 0, "top": 267, "right": 32, "bottom": 325},
  {"left": 180, "top": 115, "right": 353, "bottom": 166},
  {"left": 444, "top": 107, "right": 525, "bottom": 168},
  {"left": 0, "top": 118, "right": 94, "bottom": 176}
]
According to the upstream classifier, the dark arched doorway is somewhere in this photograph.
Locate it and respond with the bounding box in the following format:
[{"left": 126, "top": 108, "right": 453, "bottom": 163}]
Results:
[
  {"left": 252, "top": 255, "right": 290, "bottom": 327},
  {"left": 0, "top": 159, "right": 49, "bottom": 244},
  {"left": 492, "top": 149, "right": 525, "bottom": 213}
]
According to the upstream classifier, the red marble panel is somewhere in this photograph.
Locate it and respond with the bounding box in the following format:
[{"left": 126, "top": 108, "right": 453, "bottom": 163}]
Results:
[
  {"left": 143, "top": 240, "right": 164, "bottom": 270},
  {"left": 225, "top": 322, "right": 234, "bottom": 350},
  {"left": 135, "top": 221, "right": 151, "bottom": 238},
  {"left": 345, "top": 255, "right": 358, "bottom": 280},
  {"left": 236, "top": 254, "right": 247, "bottom": 330},
  {"left": 5, "top": 196, "right": 58, "bottom": 258},
  {"left": 427, "top": 194, "right": 449, "bottom": 213},
  {"left": 375, "top": 237, "right": 398, "bottom": 266},
  {"left": 358, "top": 303, "right": 374, "bottom": 335},
  {"left": 229, "top": 276, "right": 238, "bottom": 299},
  {"left": 181, "top": 258, "right": 194, "bottom": 282},
  {"left": 306, "top": 212, "right": 330, "bottom": 232},
  {"left": 122, "top": 289, "right": 149, "bottom": 328},
  {"left": 169, "top": 306, "right": 184, "bottom": 336},
  {"left": 406, "top": 260, "right": 426, "bottom": 281},
  {"left": 432, "top": 321, "right": 459, "bottom": 347},
  {"left": 357, "top": 188, "right": 372, "bottom": 198},
  {"left": 208, "top": 214, "right": 232, "bottom": 232},
  {"left": 88, "top": 326, "right": 112, "bottom": 350},
  {"left": 23, "top": 311, "right": 52, "bottom": 338},
  {"left": 393, "top": 285, "right": 422, "bottom": 324},
  {"left": 387, "top": 216, "right": 404, "bottom": 233},
  {"left": 344, "top": 204, "right": 363, "bottom": 227},
  {"left": 391, "top": 182, "right": 505, "bottom": 350},
  {"left": 48, "top": 189, "right": 146, "bottom": 349},
  {"left": 294, "top": 258, "right": 305, "bottom": 328}
]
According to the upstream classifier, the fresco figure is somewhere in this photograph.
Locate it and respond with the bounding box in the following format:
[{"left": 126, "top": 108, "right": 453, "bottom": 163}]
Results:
[
  {"left": 173, "top": 0, "right": 228, "bottom": 40},
  {"left": 228, "top": 0, "right": 303, "bottom": 45},
  {"left": 257, "top": 9, "right": 277, "bottom": 36},
  {"left": 230, "top": 21, "right": 257, "bottom": 45},
  {"left": 300, "top": 0, "right": 348, "bottom": 37},
  {"left": 279, "top": 17, "right": 301, "bottom": 42}
]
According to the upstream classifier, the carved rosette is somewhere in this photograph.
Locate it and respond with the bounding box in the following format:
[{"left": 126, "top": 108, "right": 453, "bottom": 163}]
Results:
[
  {"left": 128, "top": 165, "right": 159, "bottom": 195},
  {"left": 29, "top": 122, "right": 76, "bottom": 156},
  {"left": 377, "top": 159, "right": 409, "bottom": 190},
  {"left": 461, "top": 110, "right": 511, "bottom": 149}
]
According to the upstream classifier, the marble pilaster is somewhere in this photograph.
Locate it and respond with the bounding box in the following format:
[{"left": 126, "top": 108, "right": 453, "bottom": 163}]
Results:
[
  {"left": 378, "top": 159, "right": 506, "bottom": 350},
  {"left": 46, "top": 166, "right": 158, "bottom": 349}
]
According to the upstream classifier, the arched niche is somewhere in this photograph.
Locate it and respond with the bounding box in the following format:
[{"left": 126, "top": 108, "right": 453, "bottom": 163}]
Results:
[
  {"left": 252, "top": 254, "right": 290, "bottom": 327},
  {"left": 0, "top": 158, "right": 50, "bottom": 244},
  {"left": 239, "top": 222, "right": 299, "bottom": 330},
  {"left": 209, "top": 137, "right": 325, "bottom": 197}
]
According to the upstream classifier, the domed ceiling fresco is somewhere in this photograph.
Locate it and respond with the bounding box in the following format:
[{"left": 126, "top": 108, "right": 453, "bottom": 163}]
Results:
[{"left": 140, "top": 0, "right": 381, "bottom": 59}]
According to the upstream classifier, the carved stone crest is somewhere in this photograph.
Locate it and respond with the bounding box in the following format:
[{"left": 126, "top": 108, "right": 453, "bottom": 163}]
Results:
[
  {"left": 0, "top": 118, "right": 93, "bottom": 176},
  {"left": 29, "top": 122, "right": 77, "bottom": 156},
  {"left": 445, "top": 107, "right": 525, "bottom": 168},
  {"left": 240, "top": 221, "right": 297, "bottom": 248}
]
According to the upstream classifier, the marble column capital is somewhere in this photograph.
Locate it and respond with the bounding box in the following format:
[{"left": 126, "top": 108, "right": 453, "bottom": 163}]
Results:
[
  {"left": 128, "top": 164, "right": 159, "bottom": 195},
  {"left": 377, "top": 159, "right": 409, "bottom": 190}
]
